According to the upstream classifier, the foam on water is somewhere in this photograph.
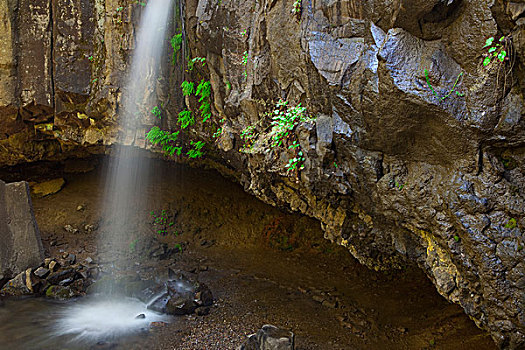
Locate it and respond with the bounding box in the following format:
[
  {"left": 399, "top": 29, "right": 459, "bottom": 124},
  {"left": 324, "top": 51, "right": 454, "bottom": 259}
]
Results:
[{"left": 55, "top": 297, "right": 168, "bottom": 342}]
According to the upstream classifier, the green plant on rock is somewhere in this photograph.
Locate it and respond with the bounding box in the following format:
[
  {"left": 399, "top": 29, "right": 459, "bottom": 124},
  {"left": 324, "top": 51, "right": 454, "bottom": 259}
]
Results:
[
  {"left": 285, "top": 151, "right": 305, "bottom": 173},
  {"left": 213, "top": 127, "right": 222, "bottom": 138},
  {"left": 187, "top": 140, "right": 205, "bottom": 158},
  {"left": 241, "top": 100, "right": 313, "bottom": 176},
  {"left": 145, "top": 126, "right": 182, "bottom": 156},
  {"left": 292, "top": 0, "right": 302, "bottom": 16},
  {"left": 241, "top": 125, "right": 256, "bottom": 140},
  {"left": 394, "top": 180, "right": 404, "bottom": 191},
  {"left": 504, "top": 218, "right": 517, "bottom": 229},
  {"left": 483, "top": 36, "right": 508, "bottom": 67},
  {"left": 150, "top": 209, "right": 175, "bottom": 236},
  {"left": 170, "top": 33, "right": 183, "bottom": 65},
  {"left": 188, "top": 57, "right": 206, "bottom": 71},
  {"left": 196, "top": 79, "right": 212, "bottom": 122},
  {"left": 181, "top": 80, "right": 195, "bottom": 96},
  {"left": 178, "top": 110, "right": 195, "bottom": 129},
  {"left": 269, "top": 100, "right": 310, "bottom": 148},
  {"left": 151, "top": 106, "right": 161, "bottom": 119},
  {"left": 213, "top": 118, "right": 226, "bottom": 139},
  {"left": 196, "top": 79, "right": 211, "bottom": 100}
]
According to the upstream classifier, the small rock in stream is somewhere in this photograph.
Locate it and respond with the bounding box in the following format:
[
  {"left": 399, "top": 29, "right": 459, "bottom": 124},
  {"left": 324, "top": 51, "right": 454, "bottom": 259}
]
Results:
[
  {"left": 238, "top": 325, "right": 294, "bottom": 350},
  {"left": 135, "top": 313, "right": 146, "bottom": 319},
  {"left": 144, "top": 270, "right": 214, "bottom": 316}
]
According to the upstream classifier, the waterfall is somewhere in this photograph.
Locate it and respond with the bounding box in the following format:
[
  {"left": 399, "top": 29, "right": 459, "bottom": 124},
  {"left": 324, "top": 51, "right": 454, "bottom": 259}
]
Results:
[
  {"left": 52, "top": 0, "right": 173, "bottom": 343},
  {"left": 99, "top": 0, "right": 173, "bottom": 276}
]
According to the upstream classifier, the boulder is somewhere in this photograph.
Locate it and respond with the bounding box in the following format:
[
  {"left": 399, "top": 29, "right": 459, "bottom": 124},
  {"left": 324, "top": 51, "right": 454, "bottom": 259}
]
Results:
[
  {"left": 0, "top": 180, "right": 44, "bottom": 280},
  {"left": 238, "top": 325, "right": 294, "bottom": 350},
  {"left": 144, "top": 271, "right": 214, "bottom": 316},
  {"left": 0, "top": 271, "right": 31, "bottom": 296}
]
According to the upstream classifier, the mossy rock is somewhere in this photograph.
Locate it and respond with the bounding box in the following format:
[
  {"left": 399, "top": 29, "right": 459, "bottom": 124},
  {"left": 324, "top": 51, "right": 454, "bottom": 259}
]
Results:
[{"left": 45, "top": 285, "right": 75, "bottom": 300}]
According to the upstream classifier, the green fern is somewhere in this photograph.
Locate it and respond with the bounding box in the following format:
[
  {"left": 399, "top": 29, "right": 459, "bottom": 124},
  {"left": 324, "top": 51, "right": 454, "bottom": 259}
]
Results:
[
  {"left": 199, "top": 101, "right": 211, "bottom": 116},
  {"left": 196, "top": 80, "right": 211, "bottom": 101},
  {"left": 188, "top": 57, "right": 206, "bottom": 71},
  {"left": 187, "top": 141, "right": 205, "bottom": 158},
  {"left": 170, "top": 33, "right": 183, "bottom": 65},
  {"left": 146, "top": 127, "right": 181, "bottom": 156},
  {"left": 181, "top": 81, "right": 195, "bottom": 96},
  {"left": 151, "top": 106, "right": 161, "bottom": 119},
  {"left": 178, "top": 110, "right": 194, "bottom": 129}
]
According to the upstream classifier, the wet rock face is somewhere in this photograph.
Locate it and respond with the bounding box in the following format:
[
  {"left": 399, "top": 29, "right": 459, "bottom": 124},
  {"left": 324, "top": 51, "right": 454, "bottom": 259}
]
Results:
[
  {"left": 0, "top": 0, "right": 525, "bottom": 347},
  {"left": 185, "top": 0, "right": 525, "bottom": 347}
]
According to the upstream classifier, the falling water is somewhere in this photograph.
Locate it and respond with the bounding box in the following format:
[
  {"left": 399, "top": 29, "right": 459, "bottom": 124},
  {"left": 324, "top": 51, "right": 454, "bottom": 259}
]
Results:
[
  {"left": 100, "top": 0, "right": 173, "bottom": 273},
  {"left": 52, "top": 0, "right": 174, "bottom": 344}
]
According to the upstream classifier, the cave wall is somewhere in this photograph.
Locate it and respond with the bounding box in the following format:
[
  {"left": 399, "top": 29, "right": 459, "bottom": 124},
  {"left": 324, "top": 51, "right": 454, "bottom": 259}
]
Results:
[{"left": 0, "top": 0, "right": 525, "bottom": 348}]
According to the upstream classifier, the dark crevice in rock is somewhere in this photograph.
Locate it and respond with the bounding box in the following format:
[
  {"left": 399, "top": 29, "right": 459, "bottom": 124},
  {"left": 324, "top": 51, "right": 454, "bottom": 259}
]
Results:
[
  {"left": 375, "top": 154, "right": 384, "bottom": 182},
  {"left": 422, "top": 0, "right": 463, "bottom": 24},
  {"left": 48, "top": 0, "right": 55, "bottom": 113},
  {"left": 477, "top": 146, "right": 484, "bottom": 176}
]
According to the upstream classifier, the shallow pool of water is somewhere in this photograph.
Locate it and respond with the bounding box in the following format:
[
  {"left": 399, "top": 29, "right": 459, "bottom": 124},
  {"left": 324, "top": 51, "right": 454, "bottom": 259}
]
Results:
[{"left": 0, "top": 296, "right": 168, "bottom": 350}]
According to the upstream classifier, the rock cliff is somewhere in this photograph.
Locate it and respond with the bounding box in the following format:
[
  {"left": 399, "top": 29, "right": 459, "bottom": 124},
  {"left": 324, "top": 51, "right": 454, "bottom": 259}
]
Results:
[{"left": 0, "top": 0, "right": 524, "bottom": 347}]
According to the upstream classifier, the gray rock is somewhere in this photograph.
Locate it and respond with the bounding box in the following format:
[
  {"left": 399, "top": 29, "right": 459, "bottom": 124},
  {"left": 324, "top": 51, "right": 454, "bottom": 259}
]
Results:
[
  {"left": 47, "top": 269, "right": 75, "bottom": 285},
  {"left": 143, "top": 272, "right": 214, "bottom": 316},
  {"left": 0, "top": 180, "right": 44, "bottom": 281},
  {"left": 34, "top": 267, "right": 49, "bottom": 279},
  {"left": 0, "top": 271, "right": 31, "bottom": 296},
  {"left": 147, "top": 292, "right": 170, "bottom": 314},
  {"left": 238, "top": 325, "right": 294, "bottom": 350}
]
